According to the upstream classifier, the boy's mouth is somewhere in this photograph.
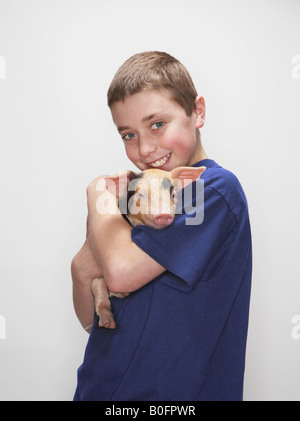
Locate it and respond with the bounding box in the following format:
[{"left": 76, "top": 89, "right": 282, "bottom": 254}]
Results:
[{"left": 147, "top": 153, "right": 171, "bottom": 168}]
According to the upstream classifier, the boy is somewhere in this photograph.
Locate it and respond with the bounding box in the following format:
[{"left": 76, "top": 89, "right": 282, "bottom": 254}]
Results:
[{"left": 71, "top": 51, "right": 252, "bottom": 401}]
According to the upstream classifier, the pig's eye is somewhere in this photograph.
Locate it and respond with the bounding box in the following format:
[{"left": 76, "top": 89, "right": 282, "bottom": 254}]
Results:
[
  {"left": 137, "top": 191, "right": 145, "bottom": 198},
  {"left": 151, "top": 122, "right": 165, "bottom": 130},
  {"left": 170, "top": 186, "right": 176, "bottom": 199}
]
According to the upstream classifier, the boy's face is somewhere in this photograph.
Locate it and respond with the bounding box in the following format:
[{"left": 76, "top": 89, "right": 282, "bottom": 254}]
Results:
[{"left": 110, "top": 90, "right": 205, "bottom": 171}]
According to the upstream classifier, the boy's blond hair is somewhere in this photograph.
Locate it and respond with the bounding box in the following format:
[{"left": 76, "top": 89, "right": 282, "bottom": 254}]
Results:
[{"left": 107, "top": 51, "right": 198, "bottom": 116}]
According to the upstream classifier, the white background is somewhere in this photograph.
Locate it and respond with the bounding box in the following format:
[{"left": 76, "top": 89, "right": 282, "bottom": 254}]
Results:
[{"left": 0, "top": 0, "right": 299, "bottom": 401}]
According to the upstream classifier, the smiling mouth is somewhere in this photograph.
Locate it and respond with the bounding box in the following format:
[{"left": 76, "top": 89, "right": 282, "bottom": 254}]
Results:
[{"left": 147, "top": 153, "right": 171, "bottom": 168}]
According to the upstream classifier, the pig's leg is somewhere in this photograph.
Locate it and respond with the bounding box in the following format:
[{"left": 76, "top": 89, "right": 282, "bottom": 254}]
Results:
[
  {"left": 91, "top": 277, "right": 116, "bottom": 329},
  {"left": 109, "top": 291, "right": 130, "bottom": 299}
]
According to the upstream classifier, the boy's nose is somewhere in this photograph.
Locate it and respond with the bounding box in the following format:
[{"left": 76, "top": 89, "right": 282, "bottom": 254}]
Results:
[{"left": 139, "top": 134, "right": 156, "bottom": 157}]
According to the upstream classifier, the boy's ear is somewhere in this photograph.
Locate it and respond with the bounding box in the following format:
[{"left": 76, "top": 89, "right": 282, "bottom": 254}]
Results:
[
  {"left": 105, "top": 171, "right": 138, "bottom": 197},
  {"left": 170, "top": 166, "right": 206, "bottom": 190},
  {"left": 194, "top": 96, "right": 205, "bottom": 128}
]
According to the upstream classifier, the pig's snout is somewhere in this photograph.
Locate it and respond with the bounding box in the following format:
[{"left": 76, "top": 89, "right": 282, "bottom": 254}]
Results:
[{"left": 153, "top": 214, "right": 174, "bottom": 227}]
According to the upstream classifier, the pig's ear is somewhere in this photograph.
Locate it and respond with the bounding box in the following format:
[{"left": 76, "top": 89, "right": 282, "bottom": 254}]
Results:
[
  {"left": 105, "top": 171, "right": 138, "bottom": 197},
  {"left": 170, "top": 166, "right": 206, "bottom": 190}
]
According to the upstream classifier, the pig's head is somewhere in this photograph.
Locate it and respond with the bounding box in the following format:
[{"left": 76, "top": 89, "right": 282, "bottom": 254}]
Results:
[{"left": 105, "top": 166, "right": 206, "bottom": 229}]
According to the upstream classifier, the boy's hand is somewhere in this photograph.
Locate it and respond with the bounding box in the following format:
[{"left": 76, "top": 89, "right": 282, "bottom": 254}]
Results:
[{"left": 86, "top": 175, "right": 120, "bottom": 217}]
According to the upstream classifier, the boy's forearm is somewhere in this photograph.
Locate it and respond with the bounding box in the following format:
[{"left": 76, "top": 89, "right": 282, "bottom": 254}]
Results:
[
  {"left": 71, "top": 238, "right": 103, "bottom": 332},
  {"left": 88, "top": 211, "right": 165, "bottom": 293}
]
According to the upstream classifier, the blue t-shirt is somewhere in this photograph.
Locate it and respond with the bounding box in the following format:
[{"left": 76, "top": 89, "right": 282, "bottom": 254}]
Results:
[{"left": 74, "top": 159, "right": 252, "bottom": 401}]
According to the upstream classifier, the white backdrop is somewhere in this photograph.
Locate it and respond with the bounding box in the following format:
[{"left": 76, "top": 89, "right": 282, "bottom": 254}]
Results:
[{"left": 0, "top": 0, "right": 299, "bottom": 401}]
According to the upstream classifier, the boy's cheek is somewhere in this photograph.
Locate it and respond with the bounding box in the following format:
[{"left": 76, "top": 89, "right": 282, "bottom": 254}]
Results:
[
  {"left": 125, "top": 148, "right": 135, "bottom": 163},
  {"left": 125, "top": 149, "right": 144, "bottom": 170},
  {"left": 164, "top": 125, "right": 193, "bottom": 149},
  {"left": 168, "top": 136, "right": 193, "bottom": 158}
]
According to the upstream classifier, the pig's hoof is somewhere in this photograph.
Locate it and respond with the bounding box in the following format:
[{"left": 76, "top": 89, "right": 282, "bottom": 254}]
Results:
[
  {"left": 97, "top": 307, "right": 117, "bottom": 329},
  {"left": 109, "top": 292, "right": 130, "bottom": 299}
]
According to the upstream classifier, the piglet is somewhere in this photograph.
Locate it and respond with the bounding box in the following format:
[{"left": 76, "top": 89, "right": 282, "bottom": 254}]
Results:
[{"left": 91, "top": 165, "right": 206, "bottom": 329}]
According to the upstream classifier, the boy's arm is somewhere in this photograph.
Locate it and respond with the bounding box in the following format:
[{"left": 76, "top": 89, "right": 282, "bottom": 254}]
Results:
[
  {"left": 87, "top": 178, "right": 166, "bottom": 293},
  {"left": 71, "top": 237, "right": 103, "bottom": 332}
]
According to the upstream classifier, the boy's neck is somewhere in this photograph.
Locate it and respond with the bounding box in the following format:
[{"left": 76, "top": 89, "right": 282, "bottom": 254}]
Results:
[
  {"left": 198, "top": 143, "right": 208, "bottom": 161},
  {"left": 189, "top": 137, "right": 208, "bottom": 166}
]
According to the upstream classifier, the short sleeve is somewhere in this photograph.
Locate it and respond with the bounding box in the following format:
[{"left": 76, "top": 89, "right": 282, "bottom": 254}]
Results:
[{"left": 131, "top": 180, "right": 237, "bottom": 292}]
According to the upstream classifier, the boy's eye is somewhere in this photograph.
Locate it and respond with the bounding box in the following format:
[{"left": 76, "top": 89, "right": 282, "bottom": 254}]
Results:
[
  {"left": 151, "top": 122, "right": 165, "bottom": 130},
  {"left": 122, "top": 132, "right": 136, "bottom": 141}
]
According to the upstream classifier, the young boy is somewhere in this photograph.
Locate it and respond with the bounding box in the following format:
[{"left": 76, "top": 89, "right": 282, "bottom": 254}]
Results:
[{"left": 71, "top": 51, "right": 252, "bottom": 401}]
